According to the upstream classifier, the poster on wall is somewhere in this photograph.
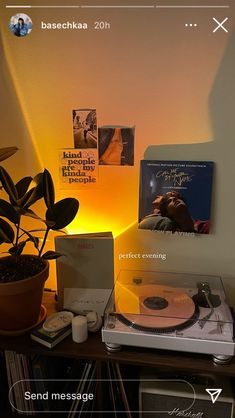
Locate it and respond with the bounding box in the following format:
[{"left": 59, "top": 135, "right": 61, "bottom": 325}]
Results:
[
  {"left": 139, "top": 160, "right": 214, "bottom": 234},
  {"left": 59, "top": 148, "right": 98, "bottom": 189},
  {"left": 73, "top": 108, "right": 97, "bottom": 149},
  {"left": 98, "top": 125, "right": 135, "bottom": 166}
]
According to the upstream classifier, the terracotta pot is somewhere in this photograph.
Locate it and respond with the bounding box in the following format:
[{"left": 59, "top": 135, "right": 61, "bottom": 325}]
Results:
[{"left": 0, "top": 255, "right": 49, "bottom": 331}]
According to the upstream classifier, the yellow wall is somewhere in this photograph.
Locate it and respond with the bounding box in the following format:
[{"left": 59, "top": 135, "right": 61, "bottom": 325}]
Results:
[{"left": 1, "top": 0, "right": 235, "bottom": 301}]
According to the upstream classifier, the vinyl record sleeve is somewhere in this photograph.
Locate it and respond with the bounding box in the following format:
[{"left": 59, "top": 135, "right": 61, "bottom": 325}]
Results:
[{"left": 139, "top": 160, "right": 214, "bottom": 234}]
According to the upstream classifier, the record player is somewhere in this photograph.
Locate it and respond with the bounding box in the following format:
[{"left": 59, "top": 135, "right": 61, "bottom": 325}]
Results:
[{"left": 102, "top": 270, "right": 235, "bottom": 364}]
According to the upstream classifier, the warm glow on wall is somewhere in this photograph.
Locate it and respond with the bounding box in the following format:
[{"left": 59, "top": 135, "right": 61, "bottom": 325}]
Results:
[
  {"left": 66, "top": 220, "right": 137, "bottom": 238},
  {"left": 1, "top": 1, "right": 235, "bottom": 300}
]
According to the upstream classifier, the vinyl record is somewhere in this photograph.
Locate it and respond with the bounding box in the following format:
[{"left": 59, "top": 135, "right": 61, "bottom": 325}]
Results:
[{"left": 115, "top": 283, "right": 199, "bottom": 332}]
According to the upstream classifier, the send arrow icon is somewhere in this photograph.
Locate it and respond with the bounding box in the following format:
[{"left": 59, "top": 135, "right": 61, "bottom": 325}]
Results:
[{"left": 206, "top": 389, "right": 222, "bottom": 404}]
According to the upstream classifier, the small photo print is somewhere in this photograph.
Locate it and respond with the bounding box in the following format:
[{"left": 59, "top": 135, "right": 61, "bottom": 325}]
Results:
[
  {"left": 9, "top": 14, "right": 32, "bottom": 37},
  {"left": 73, "top": 109, "right": 97, "bottom": 149},
  {"left": 98, "top": 126, "right": 134, "bottom": 166}
]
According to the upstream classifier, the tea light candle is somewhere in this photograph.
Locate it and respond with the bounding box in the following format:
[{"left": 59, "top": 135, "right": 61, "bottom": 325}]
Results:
[{"left": 72, "top": 315, "right": 88, "bottom": 343}]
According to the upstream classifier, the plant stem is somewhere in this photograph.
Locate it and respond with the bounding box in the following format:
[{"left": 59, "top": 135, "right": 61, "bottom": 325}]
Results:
[
  {"left": 15, "top": 216, "right": 21, "bottom": 246},
  {"left": 39, "top": 226, "right": 50, "bottom": 257}
]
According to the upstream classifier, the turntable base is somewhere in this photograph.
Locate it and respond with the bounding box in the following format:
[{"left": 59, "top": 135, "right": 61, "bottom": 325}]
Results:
[
  {"left": 102, "top": 271, "right": 235, "bottom": 364},
  {"left": 103, "top": 341, "right": 233, "bottom": 365}
]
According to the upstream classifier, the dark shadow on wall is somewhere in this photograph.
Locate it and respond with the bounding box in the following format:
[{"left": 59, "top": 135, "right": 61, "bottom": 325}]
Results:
[
  {"left": 144, "top": 29, "right": 235, "bottom": 238},
  {"left": 0, "top": 32, "right": 42, "bottom": 175}
]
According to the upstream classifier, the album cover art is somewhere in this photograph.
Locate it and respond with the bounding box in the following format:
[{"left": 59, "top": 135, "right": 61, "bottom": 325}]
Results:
[
  {"left": 73, "top": 108, "right": 97, "bottom": 149},
  {"left": 139, "top": 160, "right": 214, "bottom": 234},
  {"left": 98, "top": 126, "right": 134, "bottom": 165}
]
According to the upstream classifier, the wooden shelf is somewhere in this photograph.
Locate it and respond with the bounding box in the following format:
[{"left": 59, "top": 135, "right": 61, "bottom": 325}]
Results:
[{"left": 1, "top": 291, "right": 235, "bottom": 377}]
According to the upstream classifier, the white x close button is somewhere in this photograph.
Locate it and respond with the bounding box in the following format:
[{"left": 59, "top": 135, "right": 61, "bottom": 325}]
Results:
[{"left": 213, "top": 17, "right": 228, "bottom": 33}]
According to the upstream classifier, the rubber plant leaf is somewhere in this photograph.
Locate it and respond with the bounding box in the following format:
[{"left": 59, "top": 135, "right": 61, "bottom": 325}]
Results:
[
  {"left": 18, "top": 173, "right": 44, "bottom": 209},
  {"left": 42, "top": 251, "right": 62, "bottom": 260},
  {"left": 46, "top": 198, "right": 79, "bottom": 230},
  {"left": 16, "top": 207, "right": 42, "bottom": 221},
  {"left": 15, "top": 177, "right": 32, "bottom": 199},
  {"left": 0, "top": 166, "right": 18, "bottom": 204},
  {"left": 23, "top": 173, "right": 44, "bottom": 208},
  {"left": 9, "top": 241, "right": 26, "bottom": 256},
  {"left": 0, "top": 218, "right": 15, "bottom": 243},
  {"left": 0, "top": 199, "right": 20, "bottom": 224},
  {"left": 43, "top": 169, "right": 55, "bottom": 210},
  {"left": 0, "top": 147, "right": 18, "bottom": 162}
]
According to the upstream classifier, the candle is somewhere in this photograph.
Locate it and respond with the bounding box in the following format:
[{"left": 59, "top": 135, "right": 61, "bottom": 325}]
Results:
[{"left": 72, "top": 316, "right": 88, "bottom": 343}]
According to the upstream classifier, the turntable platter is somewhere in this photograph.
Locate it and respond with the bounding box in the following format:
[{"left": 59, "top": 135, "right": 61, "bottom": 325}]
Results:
[{"left": 115, "top": 284, "right": 198, "bottom": 332}]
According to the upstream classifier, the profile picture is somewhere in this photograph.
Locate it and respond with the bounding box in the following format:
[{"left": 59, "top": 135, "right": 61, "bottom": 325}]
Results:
[{"left": 9, "top": 14, "right": 32, "bottom": 37}]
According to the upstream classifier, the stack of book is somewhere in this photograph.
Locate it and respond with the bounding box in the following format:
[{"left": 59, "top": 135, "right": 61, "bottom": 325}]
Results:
[{"left": 30, "top": 323, "right": 72, "bottom": 348}]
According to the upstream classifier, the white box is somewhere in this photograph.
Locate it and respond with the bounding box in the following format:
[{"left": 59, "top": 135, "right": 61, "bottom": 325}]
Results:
[{"left": 55, "top": 232, "right": 114, "bottom": 315}]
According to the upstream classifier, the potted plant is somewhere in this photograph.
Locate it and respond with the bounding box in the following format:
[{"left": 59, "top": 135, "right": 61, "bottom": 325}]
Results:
[{"left": 0, "top": 148, "right": 79, "bottom": 333}]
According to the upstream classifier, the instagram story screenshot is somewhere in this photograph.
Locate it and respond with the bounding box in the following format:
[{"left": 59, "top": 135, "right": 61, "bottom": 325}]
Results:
[{"left": 0, "top": 0, "right": 235, "bottom": 417}]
